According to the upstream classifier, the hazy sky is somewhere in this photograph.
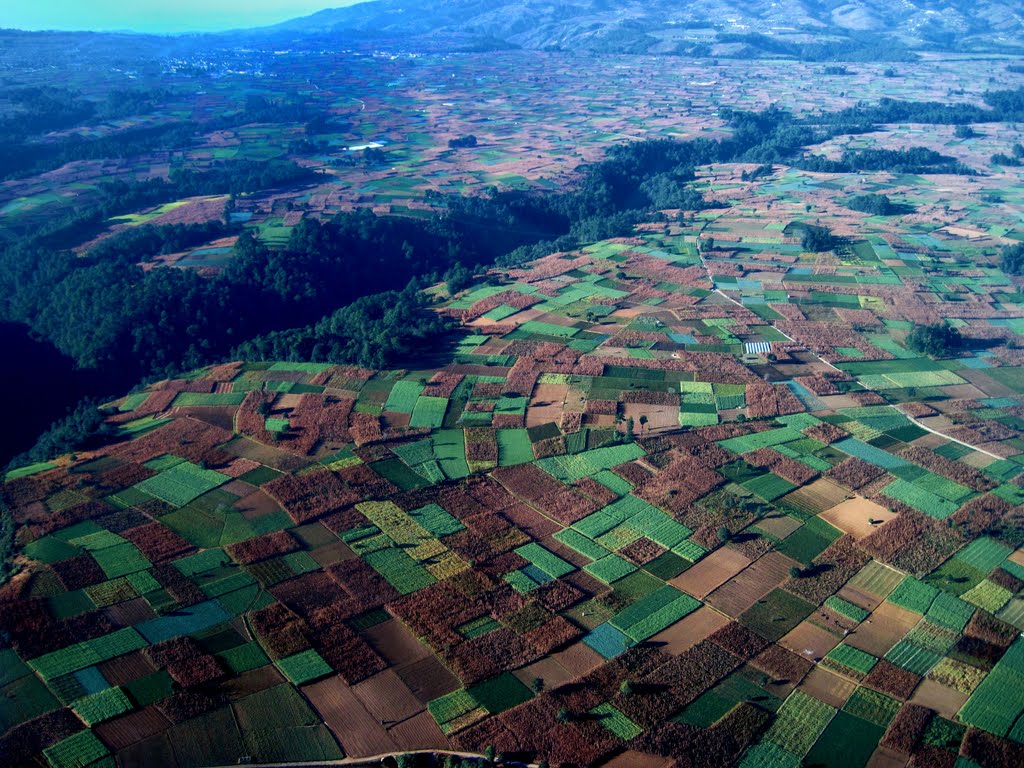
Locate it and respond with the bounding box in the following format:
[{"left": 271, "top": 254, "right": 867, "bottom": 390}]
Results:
[{"left": 1, "top": 1, "right": 363, "bottom": 33}]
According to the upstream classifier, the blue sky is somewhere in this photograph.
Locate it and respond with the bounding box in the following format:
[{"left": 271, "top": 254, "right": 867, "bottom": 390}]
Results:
[{"left": 1, "top": 2, "right": 364, "bottom": 33}]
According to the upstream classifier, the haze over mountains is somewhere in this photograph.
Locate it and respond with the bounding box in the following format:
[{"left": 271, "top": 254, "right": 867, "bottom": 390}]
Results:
[
  {"left": 4, "top": 1, "right": 1022, "bottom": 59},
  {"left": 265, "top": 0, "right": 1024, "bottom": 57}
]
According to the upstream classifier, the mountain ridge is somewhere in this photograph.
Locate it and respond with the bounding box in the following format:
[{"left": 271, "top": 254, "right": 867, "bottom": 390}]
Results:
[{"left": 263, "top": 0, "right": 1024, "bottom": 57}]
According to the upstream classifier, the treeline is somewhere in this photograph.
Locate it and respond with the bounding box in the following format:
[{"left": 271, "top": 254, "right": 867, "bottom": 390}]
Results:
[
  {"left": 907, "top": 323, "right": 964, "bottom": 357},
  {"left": 234, "top": 281, "right": 450, "bottom": 369},
  {"left": 812, "top": 87, "right": 1024, "bottom": 130},
  {"left": 991, "top": 143, "right": 1024, "bottom": 167},
  {"left": 10, "top": 91, "right": 1024, "bottom": 471},
  {"left": 168, "top": 159, "right": 321, "bottom": 197},
  {"left": 717, "top": 32, "right": 918, "bottom": 62},
  {"left": 0, "top": 86, "right": 178, "bottom": 180},
  {"left": 0, "top": 159, "right": 323, "bottom": 373},
  {"left": 0, "top": 123, "right": 197, "bottom": 182},
  {"left": 799, "top": 147, "right": 974, "bottom": 175}
]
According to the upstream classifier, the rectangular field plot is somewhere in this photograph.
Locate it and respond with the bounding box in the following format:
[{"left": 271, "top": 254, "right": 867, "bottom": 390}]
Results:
[
  {"left": 959, "top": 637, "right": 1024, "bottom": 736},
  {"left": 135, "top": 461, "right": 231, "bottom": 507}
]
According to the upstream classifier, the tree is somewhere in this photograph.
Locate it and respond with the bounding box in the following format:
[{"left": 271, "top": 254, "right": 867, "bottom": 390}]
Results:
[
  {"left": 716, "top": 527, "right": 731, "bottom": 544},
  {"left": 801, "top": 224, "right": 836, "bottom": 253},
  {"left": 619, "top": 680, "right": 635, "bottom": 695},
  {"left": 1002, "top": 243, "right": 1024, "bottom": 276},
  {"left": 531, "top": 676, "right": 545, "bottom": 694},
  {"left": 444, "top": 262, "right": 473, "bottom": 294},
  {"left": 906, "top": 322, "right": 964, "bottom": 357},
  {"left": 954, "top": 125, "right": 977, "bottom": 139},
  {"left": 448, "top": 135, "right": 478, "bottom": 149},
  {"left": 789, "top": 566, "right": 803, "bottom": 579},
  {"left": 557, "top": 707, "right": 572, "bottom": 723},
  {"left": 625, "top": 417, "right": 635, "bottom": 442},
  {"left": 846, "top": 193, "right": 899, "bottom": 216}
]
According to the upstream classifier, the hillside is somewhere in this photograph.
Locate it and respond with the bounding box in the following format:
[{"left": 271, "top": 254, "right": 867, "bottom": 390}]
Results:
[
  {"left": 268, "top": 0, "right": 1024, "bottom": 57},
  {"left": 3, "top": 166, "right": 1024, "bottom": 766}
]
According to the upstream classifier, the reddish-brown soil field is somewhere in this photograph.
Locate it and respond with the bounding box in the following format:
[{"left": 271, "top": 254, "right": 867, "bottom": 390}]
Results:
[
  {"left": 513, "top": 656, "right": 575, "bottom": 692},
  {"left": 311, "top": 540, "right": 356, "bottom": 567},
  {"left": 671, "top": 547, "right": 752, "bottom": 599},
  {"left": 845, "top": 602, "right": 920, "bottom": 658},
  {"left": 780, "top": 478, "right": 849, "bottom": 515},
  {"left": 705, "top": 551, "right": 800, "bottom": 617},
  {"left": 362, "top": 619, "right": 434, "bottom": 667},
  {"left": 602, "top": 750, "right": 674, "bottom": 768},
  {"left": 526, "top": 383, "right": 570, "bottom": 427},
  {"left": 650, "top": 605, "right": 730, "bottom": 655},
  {"left": 753, "top": 513, "right": 802, "bottom": 541},
  {"left": 304, "top": 676, "right": 399, "bottom": 758},
  {"left": 866, "top": 745, "right": 911, "bottom": 768},
  {"left": 552, "top": 640, "right": 605, "bottom": 678},
  {"left": 387, "top": 710, "right": 450, "bottom": 753},
  {"left": 352, "top": 668, "right": 428, "bottom": 724},
  {"left": 115, "top": 733, "right": 179, "bottom": 768},
  {"left": 908, "top": 678, "right": 968, "bottom": 720},
  {"left": 779, "top": 620, "right": 841, "bottom": 661},
  {"left": 798, "top": 666, "right": 857, "bottom": 708},
  {"left": 622, "top": 402, "right": 681, "bottom": 433},
  {"left": 93, "top": 706, "right": 173, "bottom": 751},
  {"left": 395, "top": 655, "right": 462, "bottom": 705}
]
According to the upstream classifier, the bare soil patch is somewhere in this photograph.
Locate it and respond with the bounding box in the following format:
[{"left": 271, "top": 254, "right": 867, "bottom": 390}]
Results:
[
  {"left": 820, "top": 496, "right": 897, "bottom": 540},
  {"left": 352, "top": 668, "right": 425, "bottom": 723},
  {"left": 845, "top": 602, "right": 920, "bottom": 658},
  {"left": 706, "top": 551, "right": 799, "bottom": 617},
  {"left": 908, "top": 678, "right": 968, "bottom": 720},
  {"left": 304, "top": 676, "right": 398, "bottom": 758},
  {"left": 780, "top": 620, "right": 842, "bottom": 662},
  {"left": 395, "top": 655, "right": 461, "bottom": 705},
  {"left": 670, "top": 547, "right": 752, "bottom": 599},
  {"left": 363, "top": 618, "right": 433, "bottom": 667},
  {"left": 387, "top": 710, "right": 450, "bottom": 753},
  {"left": 650, "top": 604, "right": 730, "bottom": 655},
  {"left": 798, "top": 666, "right": 857, "bottom": 708}
]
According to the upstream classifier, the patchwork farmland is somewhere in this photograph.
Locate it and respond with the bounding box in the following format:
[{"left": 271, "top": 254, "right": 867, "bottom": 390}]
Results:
[
  {"left": 4, "top": 17, "right": 1024, "bottom": 768},
  {"left": 4, "top": 190, "right": 1024, "bottom": 767}
]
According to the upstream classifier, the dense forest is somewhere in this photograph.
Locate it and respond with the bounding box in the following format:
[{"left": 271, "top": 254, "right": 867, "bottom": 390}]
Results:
[{"left": 6, "top": 88, "right": 1024, "bottom": 467}]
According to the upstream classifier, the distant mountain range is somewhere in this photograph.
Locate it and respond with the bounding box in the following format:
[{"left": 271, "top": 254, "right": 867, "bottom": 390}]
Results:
[{"left": 261, "top": 0, "right": 1024, "bottom": 59}]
